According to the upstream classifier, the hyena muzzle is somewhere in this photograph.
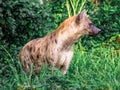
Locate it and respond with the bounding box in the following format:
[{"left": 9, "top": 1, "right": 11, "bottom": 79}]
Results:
[{"left": 19, "top": 10, "right": 101, "bottom": 75}]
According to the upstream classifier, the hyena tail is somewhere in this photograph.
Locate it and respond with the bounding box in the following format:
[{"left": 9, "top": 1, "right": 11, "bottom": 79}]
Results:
[{"left": 18, "top": 49, "right": 32, "bottom": 74}]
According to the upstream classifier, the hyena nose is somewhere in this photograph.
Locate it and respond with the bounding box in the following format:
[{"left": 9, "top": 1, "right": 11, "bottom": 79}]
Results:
[
  {"left": 89, "top": 26, "right": 101, "bottom": 36},
  {"left": 92, "top": 26, "right": 101, "bottom": 35},
  {"left": 95, "top": 27, "right": 101, "bottom": 34}
]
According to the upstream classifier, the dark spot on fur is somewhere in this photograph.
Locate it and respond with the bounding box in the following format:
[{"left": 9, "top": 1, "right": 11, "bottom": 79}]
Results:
[
  {"left": 33, "top": 47, "right": 35, "bottom": 52},
  {"left": 43, "top": 59, "right": 45, "bottom": 63},
  {"left": 53, "top": 33, "right": 56, "bottom": 36},
  {"left": 60, "top": 64, "right": 64, "bottom": 69},
  {"left": 46, "top": 58, "right": 50, "bottom": 64},
  {"left": 51, "top": 58, "right": 54, "bottom": 61},
  {"left": 30, "top": 55, "right": 34, "bottom": 60},
  {"left": 30, "top": 47, "right": 32, "bottom": 52},
  {"left": 55, "top": 39, "right": 57, "bottom": 44},
  {"left": 37, "top": 54, "right": 39, "bottom": 59},
  {"left": 50, "top": 35, "right": 52, "bottom": 39},
  {"left": 26, "top": 46, "right": 29, "bottom": 50},
  {"left": 24, "top": 60, "right": 27, "bottom": 66},
  {"left": 46, "top": 45, "right": 48, "bottom": 51},
  {"left": 38, "top": 48, "right": 40, "bottom": 51}
]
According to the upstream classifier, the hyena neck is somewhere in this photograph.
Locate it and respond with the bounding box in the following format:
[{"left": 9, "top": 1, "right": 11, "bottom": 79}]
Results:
[
  {"left": 54, "top": 16, "right": 82, "bottom": 50},
  {"left": 58, "top": 29, "right": 82, "bottom": 51}
]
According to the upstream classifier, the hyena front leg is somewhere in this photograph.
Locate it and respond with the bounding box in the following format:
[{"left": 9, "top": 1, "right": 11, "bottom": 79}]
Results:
[
  {"left": 34, "top": 62, "right": 43, "bottom": 74},
  {"left": 60, "top": 50, "right": 73, "bottom": 74}
]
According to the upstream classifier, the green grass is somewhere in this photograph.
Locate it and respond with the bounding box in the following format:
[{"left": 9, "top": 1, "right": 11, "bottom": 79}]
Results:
[{"left": 0, "top": 45, "right": 120, "bottom": 90}]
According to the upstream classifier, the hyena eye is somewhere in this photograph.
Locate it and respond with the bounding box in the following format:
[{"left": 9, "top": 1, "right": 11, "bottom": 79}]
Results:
[{"left": 89, "top": 23, "right": 93, "bottom": 26}]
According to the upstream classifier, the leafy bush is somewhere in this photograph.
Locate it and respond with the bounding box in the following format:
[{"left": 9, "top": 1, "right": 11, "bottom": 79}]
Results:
[{"left": 0, "top": 0, "right": 59, "bottom": 46}]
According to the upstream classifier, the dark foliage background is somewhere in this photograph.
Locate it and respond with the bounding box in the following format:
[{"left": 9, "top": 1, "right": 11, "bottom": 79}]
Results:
[
  {"left": 0, "top": 0, "right": 66, "bottom": 46},
  {"left": 0, "top": 0, "right": 120, "bottom": 48}
]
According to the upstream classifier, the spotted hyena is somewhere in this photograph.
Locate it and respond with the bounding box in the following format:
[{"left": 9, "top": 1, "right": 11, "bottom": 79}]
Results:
[{"left": 19, "top": 10, "right": 101, "bottom": 75}]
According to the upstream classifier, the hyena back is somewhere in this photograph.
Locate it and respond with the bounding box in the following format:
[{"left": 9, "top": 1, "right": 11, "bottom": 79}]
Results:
[{"left": 19, "top": 10, "right": 101, "bottom": 74}]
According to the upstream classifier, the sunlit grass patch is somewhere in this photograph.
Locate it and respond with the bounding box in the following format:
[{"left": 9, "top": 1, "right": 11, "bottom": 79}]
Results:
[{"left": 67, "top": 46, "right": 120, "bottom": 89}]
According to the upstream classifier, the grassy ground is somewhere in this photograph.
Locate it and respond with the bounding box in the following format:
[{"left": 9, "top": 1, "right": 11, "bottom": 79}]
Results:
[{"left": 0, "top": 45, "right": 120, "bottom": 90}]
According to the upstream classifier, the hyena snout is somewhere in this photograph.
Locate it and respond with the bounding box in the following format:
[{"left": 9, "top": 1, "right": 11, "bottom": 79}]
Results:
[{"left": 89, "top": 25, "right": 101, "bottom": 36}]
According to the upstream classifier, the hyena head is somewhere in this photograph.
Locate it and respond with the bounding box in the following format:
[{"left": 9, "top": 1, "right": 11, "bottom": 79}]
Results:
[{"left": 75, "top": 10, "right": 101, "bottom": 36}]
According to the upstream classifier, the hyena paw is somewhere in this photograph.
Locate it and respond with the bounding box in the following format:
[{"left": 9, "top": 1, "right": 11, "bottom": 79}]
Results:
[{"left": 61, "top": 69, "right": 67, "bottom": 74}]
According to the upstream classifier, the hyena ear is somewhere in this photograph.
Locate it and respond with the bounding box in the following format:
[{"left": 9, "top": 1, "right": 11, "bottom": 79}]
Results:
[{"left": 76, "top": 10, "right": 88, "bottom": 23}]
